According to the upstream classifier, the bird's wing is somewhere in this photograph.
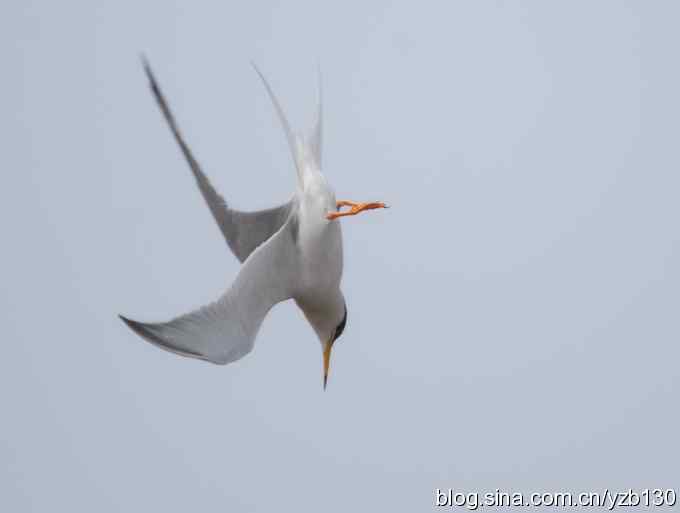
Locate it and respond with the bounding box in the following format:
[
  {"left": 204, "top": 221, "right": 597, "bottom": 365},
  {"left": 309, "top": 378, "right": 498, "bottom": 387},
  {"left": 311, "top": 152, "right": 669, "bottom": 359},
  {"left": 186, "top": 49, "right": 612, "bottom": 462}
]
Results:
[
  {"left": 142, "top": 58, "right": 291, "bottom": 263},
  {"left": 120, "top": 211, "right": 299, "bottom": 364}
]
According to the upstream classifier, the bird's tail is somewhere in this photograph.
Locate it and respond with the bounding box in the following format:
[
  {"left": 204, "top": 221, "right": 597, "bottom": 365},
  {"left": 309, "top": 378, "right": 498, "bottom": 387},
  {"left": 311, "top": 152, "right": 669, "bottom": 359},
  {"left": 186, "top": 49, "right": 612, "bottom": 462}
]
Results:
[{"left": 251, "top": 63, "right": 322, "bottom": 186}]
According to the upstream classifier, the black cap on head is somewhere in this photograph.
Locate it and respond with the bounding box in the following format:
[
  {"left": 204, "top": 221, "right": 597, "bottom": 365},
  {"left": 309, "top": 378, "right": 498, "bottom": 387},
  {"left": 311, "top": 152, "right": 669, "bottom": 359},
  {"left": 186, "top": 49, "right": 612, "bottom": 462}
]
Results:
[{"left": 331, "top": 303, "right": 347, "bottom": 343}]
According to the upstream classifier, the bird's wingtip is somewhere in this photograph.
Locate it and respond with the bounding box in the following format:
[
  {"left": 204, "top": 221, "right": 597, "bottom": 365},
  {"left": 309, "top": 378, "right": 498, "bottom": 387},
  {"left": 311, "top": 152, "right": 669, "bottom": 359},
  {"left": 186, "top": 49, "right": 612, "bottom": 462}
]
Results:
[
  {"left": 141, "top": 59, "right": 152, "bottom": 77},
  {"left": 119, "top": 314, "right": 146, "bottom": 334},
  {"left": 119, "top": 314, "right": 167, "bottom": 350},
  {"left": 250, "top": 60, "right": 264, "bottom": 78},
  {"left": 139, "top": 53, "right": 153, "bottom": 77}
]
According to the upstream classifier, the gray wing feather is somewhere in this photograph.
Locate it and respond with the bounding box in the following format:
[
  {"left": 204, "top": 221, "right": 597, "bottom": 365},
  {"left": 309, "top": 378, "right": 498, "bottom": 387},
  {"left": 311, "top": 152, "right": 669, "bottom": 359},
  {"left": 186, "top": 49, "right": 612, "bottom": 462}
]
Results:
[
  {"left": 142, "top": 58, "right": 291, "bottom": 263},
  {"left": 120, "top": 212, "right": 299, "bottom": 364},
  {"left": 222, "top": 203, "right": 294, "bottom": 262}
]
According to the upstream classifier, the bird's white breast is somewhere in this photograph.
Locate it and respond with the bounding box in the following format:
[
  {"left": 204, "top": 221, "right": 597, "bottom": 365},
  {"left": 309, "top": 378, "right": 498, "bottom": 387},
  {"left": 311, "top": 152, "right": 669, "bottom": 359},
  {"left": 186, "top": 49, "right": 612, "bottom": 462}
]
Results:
[{"left": 295, "top": 172, "right": 343, "bottom": 300}]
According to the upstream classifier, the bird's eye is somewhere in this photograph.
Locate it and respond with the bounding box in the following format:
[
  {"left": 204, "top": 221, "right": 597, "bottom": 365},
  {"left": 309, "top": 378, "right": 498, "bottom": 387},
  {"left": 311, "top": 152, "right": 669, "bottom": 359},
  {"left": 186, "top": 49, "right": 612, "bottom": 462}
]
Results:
[{"left": 333, "top": 305, "right": 347, "bottom": 342}]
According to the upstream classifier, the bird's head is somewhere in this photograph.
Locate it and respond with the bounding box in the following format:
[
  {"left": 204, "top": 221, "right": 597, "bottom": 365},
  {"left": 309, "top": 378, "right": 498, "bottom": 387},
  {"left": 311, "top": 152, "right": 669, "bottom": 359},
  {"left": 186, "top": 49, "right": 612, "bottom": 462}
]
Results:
[
  {"left": 322, "top": 303, "right": 347, "bottom": 390},
  {"left": 301, "top": 296, "right": 347, "bottom": 390}
]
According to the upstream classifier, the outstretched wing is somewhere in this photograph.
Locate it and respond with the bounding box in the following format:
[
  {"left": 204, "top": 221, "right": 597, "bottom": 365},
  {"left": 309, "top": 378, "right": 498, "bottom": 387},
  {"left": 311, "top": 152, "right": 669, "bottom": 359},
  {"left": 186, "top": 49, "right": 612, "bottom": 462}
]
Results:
[
  {"left": 142, "top": 58, "right": 291, "bottom": 263},
  {"left": 120, "top": 212, "right": 299, "bottom": 364}
]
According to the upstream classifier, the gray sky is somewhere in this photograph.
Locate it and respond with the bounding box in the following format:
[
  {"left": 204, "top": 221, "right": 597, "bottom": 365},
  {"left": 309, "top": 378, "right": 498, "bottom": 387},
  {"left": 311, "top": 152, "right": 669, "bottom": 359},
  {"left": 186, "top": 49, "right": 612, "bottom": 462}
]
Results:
[{"left": 2, "top": 1, "right": 679, "bottom": 511}]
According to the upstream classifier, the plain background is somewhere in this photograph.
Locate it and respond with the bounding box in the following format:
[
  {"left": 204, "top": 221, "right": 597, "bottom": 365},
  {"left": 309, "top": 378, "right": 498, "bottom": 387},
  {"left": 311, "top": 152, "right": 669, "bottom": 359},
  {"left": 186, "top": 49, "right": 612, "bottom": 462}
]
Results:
[{"left": 2, "top": 1, "right": 679, "bottom": 511}]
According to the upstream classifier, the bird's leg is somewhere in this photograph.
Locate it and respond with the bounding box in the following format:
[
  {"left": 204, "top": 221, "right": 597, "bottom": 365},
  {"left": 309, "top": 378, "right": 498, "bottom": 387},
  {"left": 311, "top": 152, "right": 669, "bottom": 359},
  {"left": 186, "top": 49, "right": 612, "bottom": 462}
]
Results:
[{"left": 327, "top": 200, "right": 389, "bottom": 220}]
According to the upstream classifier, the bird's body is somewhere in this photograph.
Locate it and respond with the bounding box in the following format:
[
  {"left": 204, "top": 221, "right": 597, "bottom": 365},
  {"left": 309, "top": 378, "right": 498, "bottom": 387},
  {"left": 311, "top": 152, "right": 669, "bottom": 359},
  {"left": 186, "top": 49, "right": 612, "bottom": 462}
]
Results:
[
  {"left": 294, "top": 171, "right": 345, "bottom": 346},
  {"left": 297, "top": 173, "right": 343, "bottom": 299},
  {"left": 120, "top": 60, "right": 385, "bottom": 387}
]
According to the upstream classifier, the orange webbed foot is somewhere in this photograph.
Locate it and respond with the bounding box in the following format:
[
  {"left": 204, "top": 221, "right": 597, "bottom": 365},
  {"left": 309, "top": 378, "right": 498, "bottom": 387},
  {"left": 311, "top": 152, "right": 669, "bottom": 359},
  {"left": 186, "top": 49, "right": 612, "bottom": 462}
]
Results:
[{"left": 326, "top": 200, "right": 389, "bottom": 220}]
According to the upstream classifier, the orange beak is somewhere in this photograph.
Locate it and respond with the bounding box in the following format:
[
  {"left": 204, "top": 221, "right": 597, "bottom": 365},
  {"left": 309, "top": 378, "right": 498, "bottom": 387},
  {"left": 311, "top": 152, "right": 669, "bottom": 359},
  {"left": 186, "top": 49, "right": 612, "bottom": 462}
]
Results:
[{"left": 323, "top": 339, "right": 334, "bottom": 390}]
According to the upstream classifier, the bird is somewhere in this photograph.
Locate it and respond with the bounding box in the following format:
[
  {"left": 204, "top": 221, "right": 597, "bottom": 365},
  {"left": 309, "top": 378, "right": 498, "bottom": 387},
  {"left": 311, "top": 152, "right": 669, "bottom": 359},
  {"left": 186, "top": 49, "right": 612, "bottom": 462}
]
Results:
[{"left": 119, "top": 59, "right": 388, "bottom": 389}]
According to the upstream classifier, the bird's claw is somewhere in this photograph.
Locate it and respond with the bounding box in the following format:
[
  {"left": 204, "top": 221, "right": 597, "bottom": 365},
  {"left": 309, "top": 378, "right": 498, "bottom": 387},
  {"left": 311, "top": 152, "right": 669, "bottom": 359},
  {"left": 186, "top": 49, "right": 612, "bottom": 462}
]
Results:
[{"left": 326, "top": 200, "right": 389, "bottom": 220}]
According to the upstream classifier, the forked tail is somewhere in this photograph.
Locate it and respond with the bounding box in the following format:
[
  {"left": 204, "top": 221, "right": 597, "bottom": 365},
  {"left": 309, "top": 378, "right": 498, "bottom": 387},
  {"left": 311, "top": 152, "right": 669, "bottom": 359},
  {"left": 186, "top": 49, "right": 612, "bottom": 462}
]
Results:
[{"left": 251, "top": 63, "right": 323, "bottom": 186}]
